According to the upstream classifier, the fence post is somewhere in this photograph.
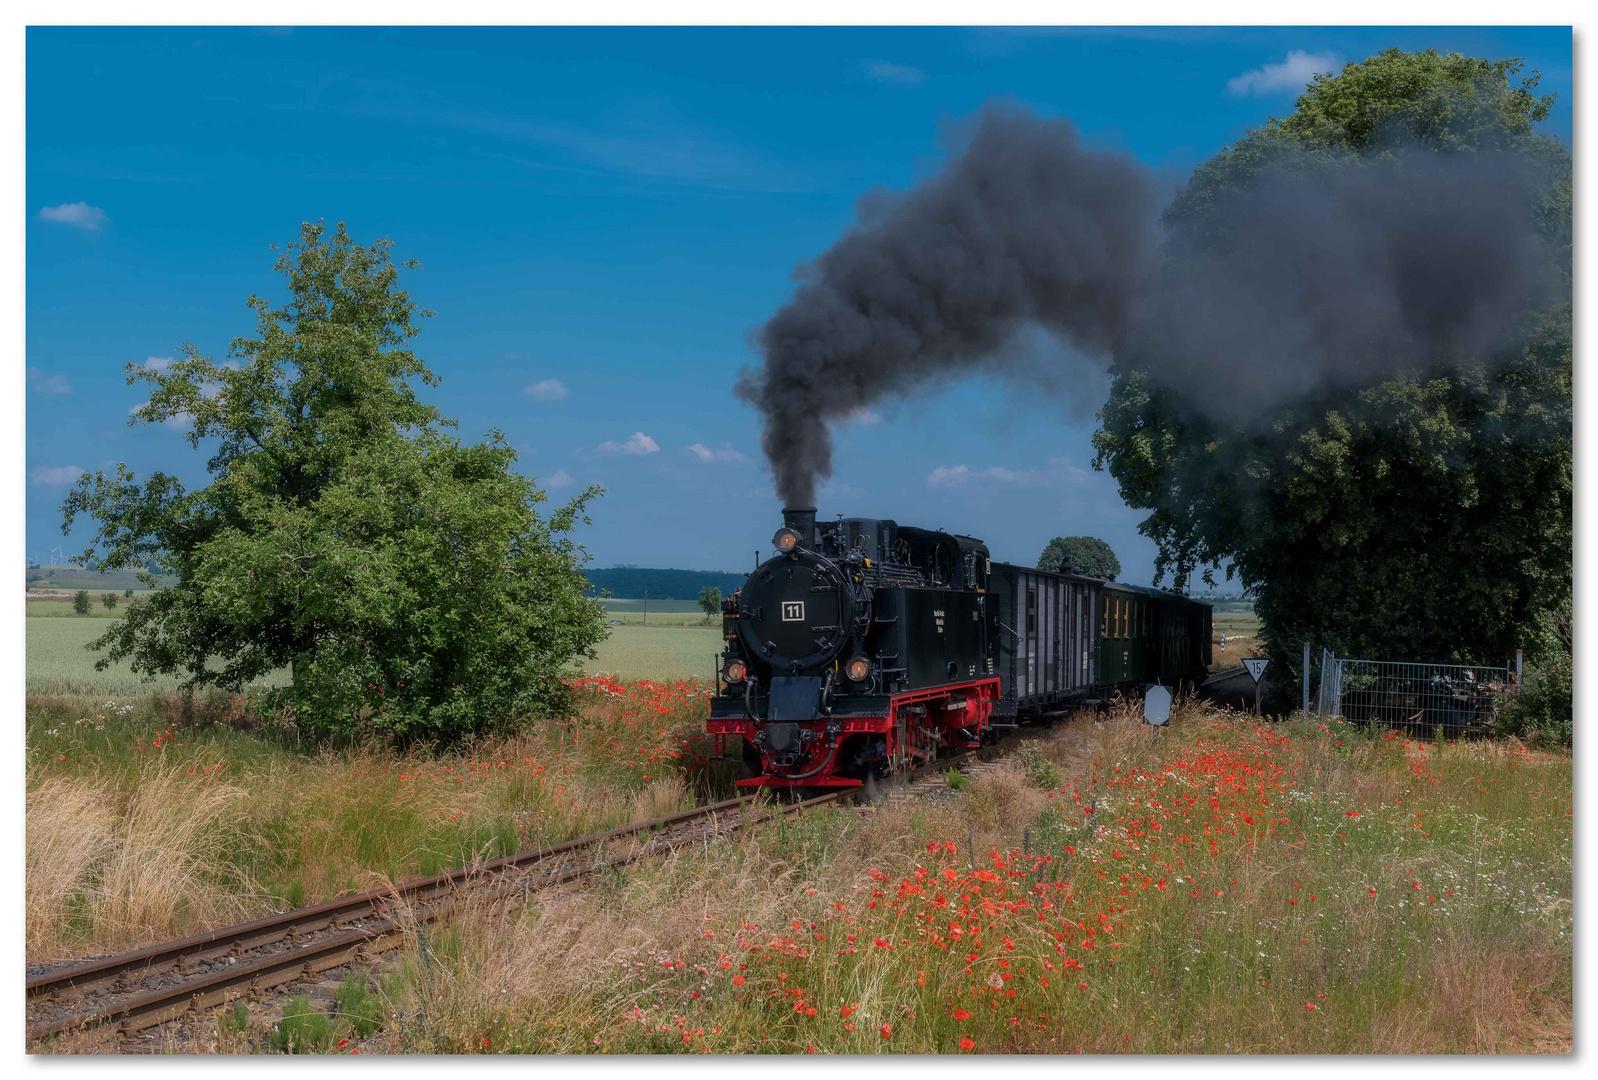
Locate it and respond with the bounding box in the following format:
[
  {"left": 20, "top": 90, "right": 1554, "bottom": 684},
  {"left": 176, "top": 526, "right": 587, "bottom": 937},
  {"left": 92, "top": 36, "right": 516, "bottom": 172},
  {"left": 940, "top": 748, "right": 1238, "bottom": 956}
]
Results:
[
  {"left": 1515, "top": 649, "right": 1523, "bottom": 686},
  {"left": 1302, "top": 641, "right": 1311, "bottom": 720}
]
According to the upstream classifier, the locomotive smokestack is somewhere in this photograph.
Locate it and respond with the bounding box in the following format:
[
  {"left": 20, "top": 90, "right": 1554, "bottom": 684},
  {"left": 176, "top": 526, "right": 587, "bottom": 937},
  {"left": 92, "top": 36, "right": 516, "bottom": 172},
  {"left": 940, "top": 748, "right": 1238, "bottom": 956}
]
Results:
[{"left": 783, "top": 506, "right": 818, "bottom": 546}]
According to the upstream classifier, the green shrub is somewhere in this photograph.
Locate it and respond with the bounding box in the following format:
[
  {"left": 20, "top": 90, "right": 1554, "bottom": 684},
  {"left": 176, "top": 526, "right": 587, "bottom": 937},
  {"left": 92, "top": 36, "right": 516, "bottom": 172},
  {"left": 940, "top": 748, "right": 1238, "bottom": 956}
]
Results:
[
  {"left": 335, "top": 975, "right": 382, "bottom": 1038},
  {"left": 71, "top": 590, "right": 91, "bottom": 615},
  {"left": 1499, "top": 653, "right": 1572, "bottom": 748},
  {"left": 269, "top": 994, "right": 330, "bottom": 1053},
  {"left": 1016, "top": 742, "right": 1061, "bottom": 790}
]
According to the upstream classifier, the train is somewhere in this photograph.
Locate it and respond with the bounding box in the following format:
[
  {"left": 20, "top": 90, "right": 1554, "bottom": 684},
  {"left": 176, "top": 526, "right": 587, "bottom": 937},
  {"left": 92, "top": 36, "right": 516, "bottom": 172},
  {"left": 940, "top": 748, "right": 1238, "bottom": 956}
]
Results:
[{"left": 706, "top": 506, "right": 1213, "bottom": 795}]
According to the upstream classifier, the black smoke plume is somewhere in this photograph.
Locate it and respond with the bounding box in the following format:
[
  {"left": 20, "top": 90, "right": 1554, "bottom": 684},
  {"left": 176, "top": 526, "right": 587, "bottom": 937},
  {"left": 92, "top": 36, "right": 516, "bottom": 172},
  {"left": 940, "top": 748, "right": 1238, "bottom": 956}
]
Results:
[{"left": 736, "top": 103, "right": 1559, "bottom": 507}]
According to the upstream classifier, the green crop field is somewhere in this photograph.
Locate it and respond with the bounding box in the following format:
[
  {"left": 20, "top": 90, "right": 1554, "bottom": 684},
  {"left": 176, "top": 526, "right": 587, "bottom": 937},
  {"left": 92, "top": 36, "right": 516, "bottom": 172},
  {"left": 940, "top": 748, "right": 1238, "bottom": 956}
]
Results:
[
  {"left": 579, "top": 625, "right": 724, "bottom": 681},
  {"left": 24, "top": 618, "right": 292, "bottom": 697},
  {"left": 26, "top": 614, "right": 724, "bottom": 696}
]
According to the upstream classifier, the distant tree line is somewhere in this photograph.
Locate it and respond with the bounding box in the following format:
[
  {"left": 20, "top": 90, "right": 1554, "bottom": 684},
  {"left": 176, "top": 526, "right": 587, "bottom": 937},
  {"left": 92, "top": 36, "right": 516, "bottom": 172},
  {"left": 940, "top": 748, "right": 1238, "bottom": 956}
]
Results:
[{"left": 584, "top": 567, "right": 746, "bottom": 601}]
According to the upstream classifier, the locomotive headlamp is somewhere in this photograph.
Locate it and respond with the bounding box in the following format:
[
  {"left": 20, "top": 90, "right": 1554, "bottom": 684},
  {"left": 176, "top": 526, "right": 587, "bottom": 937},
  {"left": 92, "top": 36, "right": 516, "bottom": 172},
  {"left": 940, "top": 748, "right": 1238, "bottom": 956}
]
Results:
[
  {"left": 724, "top": 660, "right": 747, "bottom": 683},
  {"left": 845, "top": 656, "right": 872, "bottom": 682},
  {"left": 773, "top": 527, "right": 800, "bottom": 554}
]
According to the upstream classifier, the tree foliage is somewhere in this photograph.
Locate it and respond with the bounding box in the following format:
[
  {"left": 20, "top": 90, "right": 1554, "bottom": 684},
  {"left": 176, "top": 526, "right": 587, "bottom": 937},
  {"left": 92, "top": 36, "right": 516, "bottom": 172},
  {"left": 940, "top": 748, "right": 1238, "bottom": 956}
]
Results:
[
  {"left": 1092, "top": 49, "right": 1571, "bottom": 679},
  {"left": 61, "top": 222, "right": 609, "bottom": 740},
  {"left": 1037, "top": 536, "right": 1121, "bottom": 580},
  {"left": 698, "top": 587, "right": 722, "bottom": 619}
]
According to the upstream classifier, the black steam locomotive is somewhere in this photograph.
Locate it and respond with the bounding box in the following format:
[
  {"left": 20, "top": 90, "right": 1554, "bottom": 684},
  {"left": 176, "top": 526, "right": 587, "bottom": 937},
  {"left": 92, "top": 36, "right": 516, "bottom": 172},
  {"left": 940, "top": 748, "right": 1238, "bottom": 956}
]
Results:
[{"left": 707, "top": 507, "right": 1213, "bottom": 793}]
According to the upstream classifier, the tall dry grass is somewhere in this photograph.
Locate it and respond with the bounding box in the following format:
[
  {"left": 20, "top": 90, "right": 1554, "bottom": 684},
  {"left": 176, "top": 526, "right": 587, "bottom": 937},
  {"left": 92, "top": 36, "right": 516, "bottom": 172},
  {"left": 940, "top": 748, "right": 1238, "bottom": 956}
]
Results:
[
  {"left": 24, "top": 678, "right": 720, "bottom": 962},
  {"left": 27, "top": 762, "right": 256, "bottom": 953}
]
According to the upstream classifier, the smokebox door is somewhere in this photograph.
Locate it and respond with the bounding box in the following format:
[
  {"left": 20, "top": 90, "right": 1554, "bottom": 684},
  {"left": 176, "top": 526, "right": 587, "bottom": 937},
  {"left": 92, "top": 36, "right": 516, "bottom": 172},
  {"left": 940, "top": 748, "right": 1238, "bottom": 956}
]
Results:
[{"left": 767, "top": 676, "right": 822, "bottom": 722}]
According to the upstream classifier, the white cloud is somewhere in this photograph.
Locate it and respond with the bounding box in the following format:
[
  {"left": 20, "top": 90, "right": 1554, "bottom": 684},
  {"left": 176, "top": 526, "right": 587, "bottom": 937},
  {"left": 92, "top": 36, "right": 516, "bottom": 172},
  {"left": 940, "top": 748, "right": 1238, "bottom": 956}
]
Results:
[
  {"left": 685, "top": 443, "right": 748, "bottom": 463},
  {"left": 865, "top": 60, "right": 927, "bottom": 85},
  {"left": 38, "top": 202, "right": 108, "bottom": 230},
  {"left": 545, "top": 469, "right": 574, "bottom": 489},
  {"left": 144, "top": 356, "right": 175, "bottom": 371},
  {"left": 1227, "top": 51, "right": 1340, "bottom": 97},
  {"left": 26, "top": 368, "right": 72, "bottom": 394},
  {"left": 927, "top": 460, "right": 1088, "bottom": 490},
  {"left": 844, "top": 407, "right": 883, "bottom": 426},
  {"left": 31, "top": 465, "right": 85, "bottom": 486},
  {"left": 524, "top": 378, "right": 568, "bottom": 401},
  {"left": 597, "top": 431, "right": 660, "bottom": 456}
]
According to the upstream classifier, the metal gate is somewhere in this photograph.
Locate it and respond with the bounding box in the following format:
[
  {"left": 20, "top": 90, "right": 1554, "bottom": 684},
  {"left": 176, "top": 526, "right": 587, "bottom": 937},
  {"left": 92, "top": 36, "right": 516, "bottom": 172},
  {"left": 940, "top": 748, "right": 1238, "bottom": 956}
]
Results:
[{"left": 1316, "top": 650, "right": 1516, "bottom": 729}]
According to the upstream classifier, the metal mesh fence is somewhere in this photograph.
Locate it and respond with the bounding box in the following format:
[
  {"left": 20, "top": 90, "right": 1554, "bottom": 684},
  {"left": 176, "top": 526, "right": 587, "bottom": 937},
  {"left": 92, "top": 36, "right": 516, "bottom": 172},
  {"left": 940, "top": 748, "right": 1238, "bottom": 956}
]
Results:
[{"left": 1317, "top": 655, "right": 1515, "bottom": 730}]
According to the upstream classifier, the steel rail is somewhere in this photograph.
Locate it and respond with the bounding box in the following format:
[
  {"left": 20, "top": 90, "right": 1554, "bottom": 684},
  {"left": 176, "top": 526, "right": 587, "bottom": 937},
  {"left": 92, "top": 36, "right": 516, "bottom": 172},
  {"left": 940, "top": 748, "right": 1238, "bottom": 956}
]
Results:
[
  {"left": 27, "top": 789, "right": 846, "bottom": 1043},
  {"left": 27, "top": 792, "right": 756, "bottom": 1005}
]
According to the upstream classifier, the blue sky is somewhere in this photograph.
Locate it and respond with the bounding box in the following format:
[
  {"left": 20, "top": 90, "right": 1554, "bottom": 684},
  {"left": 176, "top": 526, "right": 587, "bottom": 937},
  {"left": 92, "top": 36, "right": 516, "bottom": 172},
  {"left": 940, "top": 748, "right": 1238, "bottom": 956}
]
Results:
[{"left": 25, "top": 25, "right": 1573, "bottom": 586}]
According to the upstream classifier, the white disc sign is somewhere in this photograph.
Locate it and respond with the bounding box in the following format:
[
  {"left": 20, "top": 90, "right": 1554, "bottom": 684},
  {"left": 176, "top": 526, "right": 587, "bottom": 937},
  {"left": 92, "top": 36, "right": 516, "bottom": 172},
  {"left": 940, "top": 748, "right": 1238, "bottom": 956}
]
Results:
[
  {"left": 1243, "top": 656, "right": 1270, "bottom": 683},
  {"left": 1144, "top": 684, "right": 1172, "bottom": 726}
]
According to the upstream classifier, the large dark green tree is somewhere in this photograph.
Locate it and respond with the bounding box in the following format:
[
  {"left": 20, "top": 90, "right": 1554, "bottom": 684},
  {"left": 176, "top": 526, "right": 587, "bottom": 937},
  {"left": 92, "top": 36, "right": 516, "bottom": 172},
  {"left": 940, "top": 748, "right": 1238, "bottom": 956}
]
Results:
[
  {"left": 62, "top": 222, "right": 609, "bottom": 740},
  {"left": 1037, "top": 536, "right": 1121, "bottom": 580},
  {"left": 1092, "top": 50, "right": 1572, "bottom": 682}
]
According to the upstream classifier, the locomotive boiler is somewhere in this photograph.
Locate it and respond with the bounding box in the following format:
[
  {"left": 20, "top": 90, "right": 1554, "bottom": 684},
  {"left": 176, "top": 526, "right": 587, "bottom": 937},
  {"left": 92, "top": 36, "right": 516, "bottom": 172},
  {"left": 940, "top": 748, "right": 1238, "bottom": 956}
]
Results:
[{"left": 707, "top": 507, "right": 1213, "bottom": 794}]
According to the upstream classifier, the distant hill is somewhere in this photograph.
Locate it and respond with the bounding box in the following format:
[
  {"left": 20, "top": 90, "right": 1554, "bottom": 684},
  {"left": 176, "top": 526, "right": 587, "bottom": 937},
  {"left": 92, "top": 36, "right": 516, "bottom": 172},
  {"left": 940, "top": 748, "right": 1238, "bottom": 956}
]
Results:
[
  {"left": 583, "top": 567, "right": 745, "bottom": 601},
  {"left": 25, "top": 565, "right": 173, "bottom": 593}
]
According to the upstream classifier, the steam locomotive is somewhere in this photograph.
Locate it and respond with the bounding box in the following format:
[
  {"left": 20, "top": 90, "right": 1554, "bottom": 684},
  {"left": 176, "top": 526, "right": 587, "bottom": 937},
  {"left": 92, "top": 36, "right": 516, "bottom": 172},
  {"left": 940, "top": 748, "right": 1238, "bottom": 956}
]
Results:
[{"left": 707, "top": 507, "right": 1213, "bottom": 794}]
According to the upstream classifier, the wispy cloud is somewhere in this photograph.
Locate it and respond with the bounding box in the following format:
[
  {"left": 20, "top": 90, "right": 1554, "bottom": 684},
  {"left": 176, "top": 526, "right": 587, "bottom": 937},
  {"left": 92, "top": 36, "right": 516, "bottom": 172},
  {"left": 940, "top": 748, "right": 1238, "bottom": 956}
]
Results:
[
  {"left": 524, "top": 378, "right": 568, "bottom": 401},
  {"left": 31, "top": 465, "right": 85, "bottom": 486},
  {"left": 545, "top": 469, "right": 574, "bottom": 489},
  {"left": 685, "top": 443, "right": 747, "bottom": 463},
  {"left": 38, "top": 202, "right": 108, "bottom": 230},
  {"left": 597, "top": 432, "right": 660, "bottom": 456},
  {"left": 404, "top": 104, "right": 800, "bottom": 193},
  {"left": 26, "top": 368, "right": 72, "bottom": 394},
  {"left": 926, "top": 459, "right": 1089, "bottom": 490},
  {"left": 864, "top": 60, "right": 927, "bottom": 85},
  {"left": 1227, "top": 51, "right": 1340, "bottom": 97},
  {"left": 143, "top": 356, "right": 175, "bottom": 372},
  {"left": 844, "top": 407, "right": 883, "bottom": 426},
  {"left": 927, "top": 465, "right": 1013, "bottom": 489}
]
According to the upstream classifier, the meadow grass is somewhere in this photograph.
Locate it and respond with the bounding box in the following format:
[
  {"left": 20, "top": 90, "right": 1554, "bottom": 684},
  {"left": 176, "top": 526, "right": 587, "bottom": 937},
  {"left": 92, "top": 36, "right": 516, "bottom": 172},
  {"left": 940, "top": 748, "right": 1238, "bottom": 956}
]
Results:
[
  {"left": 24, "top": 677, "right": 729, "bottom": 961},
  {"left": 357, "top": 702, "right": 1570, "bottom": 1055}
]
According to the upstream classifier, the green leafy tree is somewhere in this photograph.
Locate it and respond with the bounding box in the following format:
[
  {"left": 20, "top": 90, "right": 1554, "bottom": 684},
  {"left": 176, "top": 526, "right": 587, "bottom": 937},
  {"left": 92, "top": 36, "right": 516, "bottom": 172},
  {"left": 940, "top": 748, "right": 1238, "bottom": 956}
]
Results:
[
  {"left": 72, "top": 590, "right": 91, "bottom": 615},
  {"left": 1092, "top": 50, "right": 1572, "bottom": 688},
  {"left": 698, "top": 586, "right": 722, "bottom": 621},
  {"left": 1037, "top": 536, "right": 1120, "bottom": 580},
  {"left": 100, "top": 591, "right": 118, "bottom": 610},
  {"left": 60, "top": 222, "right": 609, "bottom": 740},
  {"left": 124, "top": 588, "right": 134, "bottom": 599}
]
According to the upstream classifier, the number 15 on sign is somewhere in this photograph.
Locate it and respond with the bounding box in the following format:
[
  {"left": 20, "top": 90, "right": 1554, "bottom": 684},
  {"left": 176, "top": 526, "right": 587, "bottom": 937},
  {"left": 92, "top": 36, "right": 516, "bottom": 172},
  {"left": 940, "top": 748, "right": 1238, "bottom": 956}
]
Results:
[{"left": 1244, "top": 657, "right": 1269, "bottom": 715}]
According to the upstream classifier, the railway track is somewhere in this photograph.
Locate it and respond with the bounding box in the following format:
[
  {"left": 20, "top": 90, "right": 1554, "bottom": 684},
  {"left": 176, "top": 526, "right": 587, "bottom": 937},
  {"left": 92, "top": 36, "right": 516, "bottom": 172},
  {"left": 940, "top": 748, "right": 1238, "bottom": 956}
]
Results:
[
  {"left": 26, "top": 790, "right": 850, "bottom": 1045},
  {"left": 26, "top": 725, "right": 1051, "bottom": 1048}
]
